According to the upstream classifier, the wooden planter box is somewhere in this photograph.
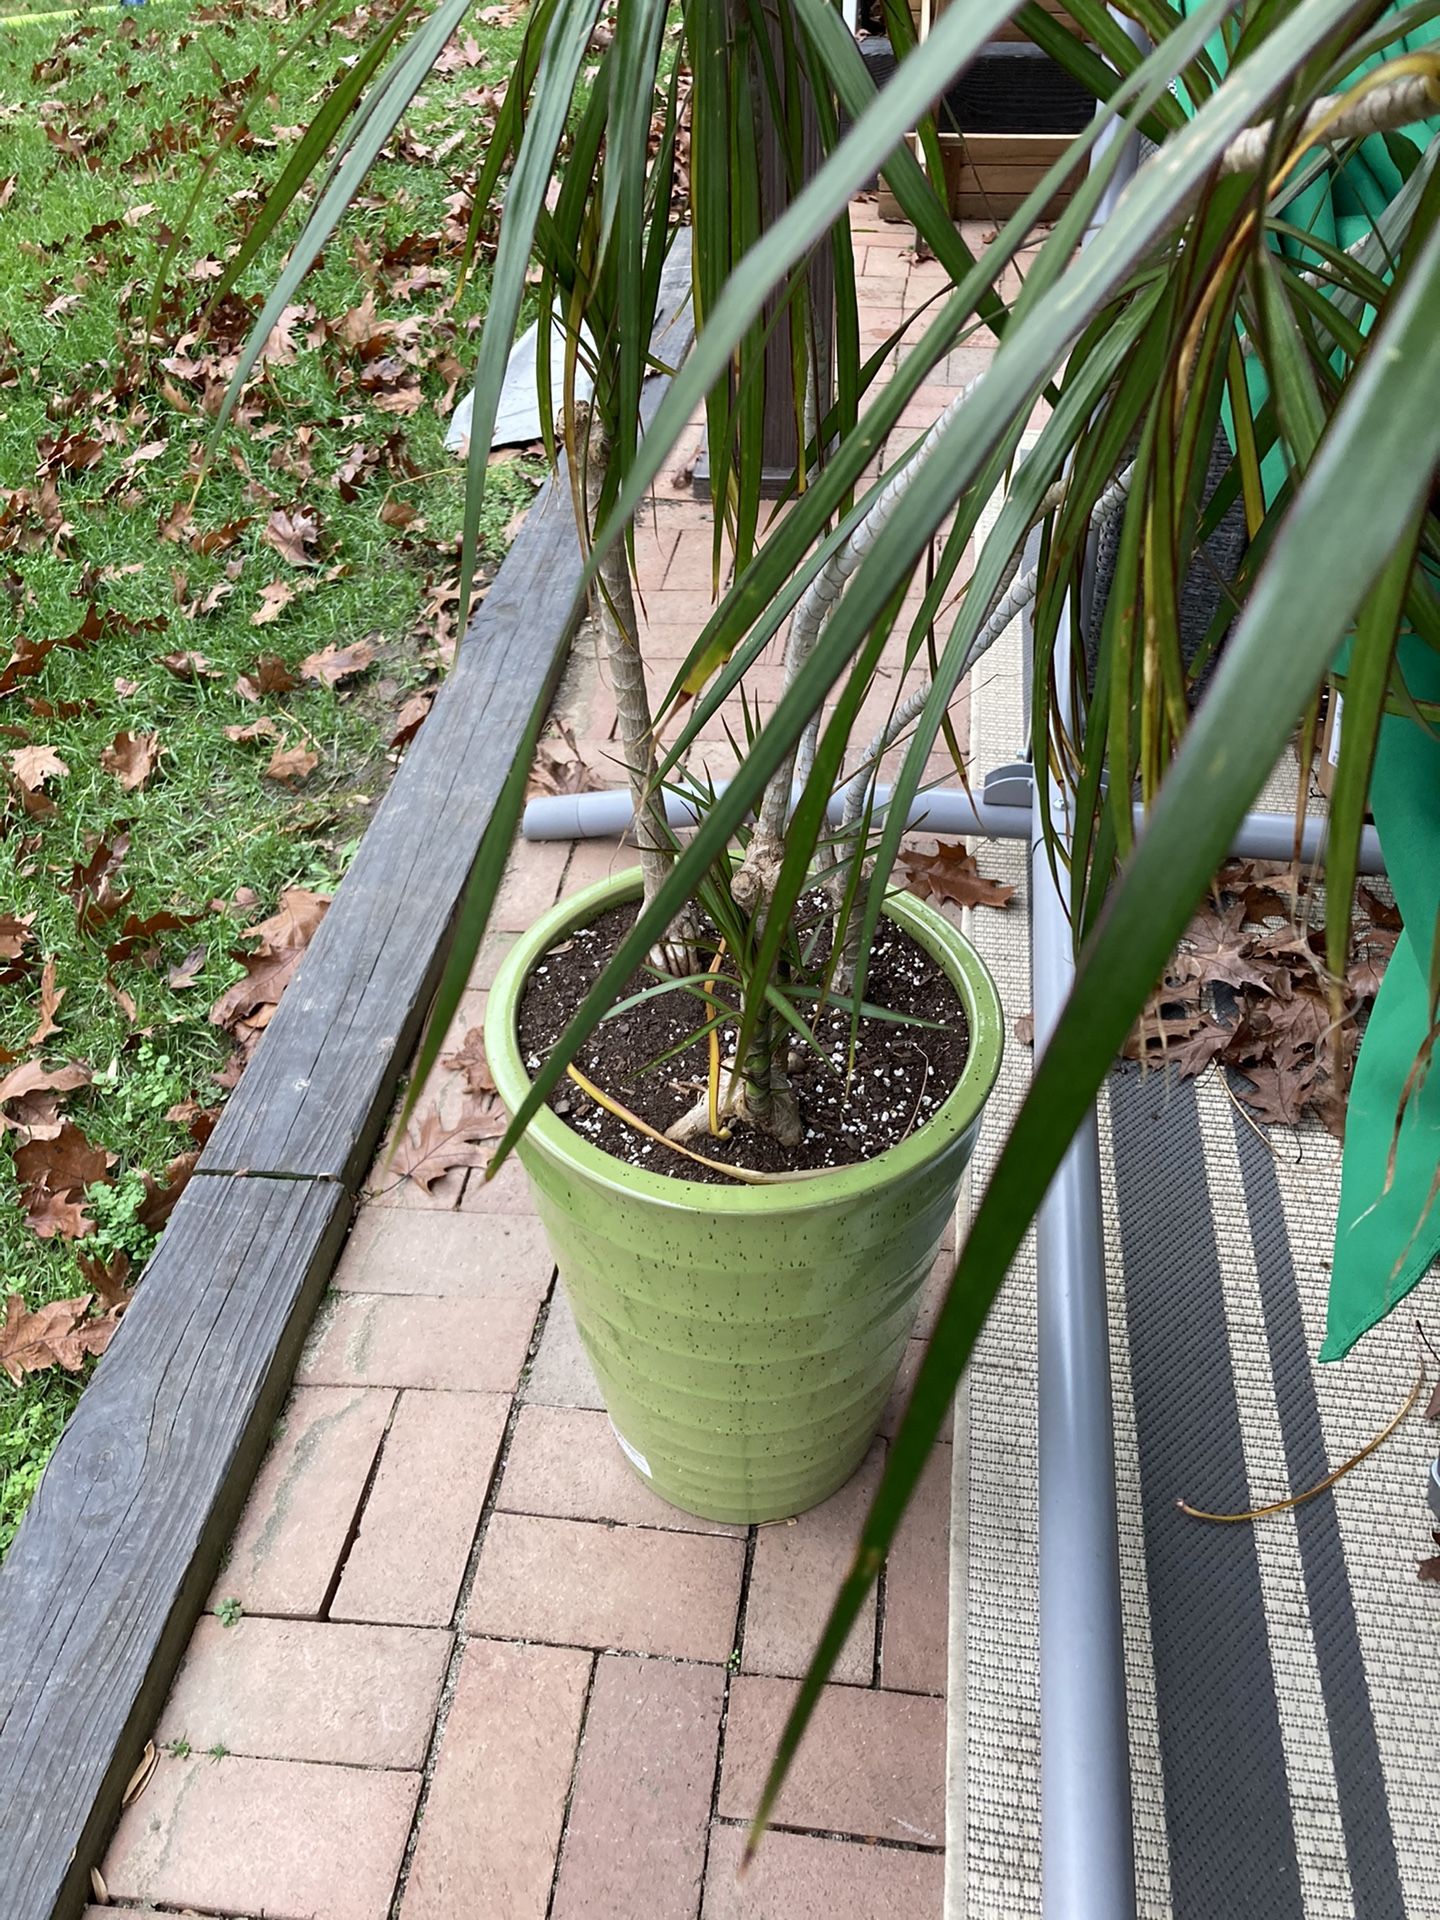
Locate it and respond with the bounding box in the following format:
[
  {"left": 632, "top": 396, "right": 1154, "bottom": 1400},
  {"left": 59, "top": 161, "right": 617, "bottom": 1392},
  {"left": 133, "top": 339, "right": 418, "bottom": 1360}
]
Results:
[
  {"left": 878, "top": 128, "right": 1082, "bottom": 221},
  {"left": 880, "top": 2, "right": 1089, "bottom": 224},
  {"left": 906, "top": 0, "right": 1082, "bottom": 35}
]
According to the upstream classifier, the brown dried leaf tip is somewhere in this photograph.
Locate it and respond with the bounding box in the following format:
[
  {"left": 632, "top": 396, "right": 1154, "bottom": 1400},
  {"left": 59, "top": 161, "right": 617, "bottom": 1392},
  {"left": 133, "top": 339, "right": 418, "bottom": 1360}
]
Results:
[{"left": 899, "top": 839, "right": 1015, "bottom": 912}]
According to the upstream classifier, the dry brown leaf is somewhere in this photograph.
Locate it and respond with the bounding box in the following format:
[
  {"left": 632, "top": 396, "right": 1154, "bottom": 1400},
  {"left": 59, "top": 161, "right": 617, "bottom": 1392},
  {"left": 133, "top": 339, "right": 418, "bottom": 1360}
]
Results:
[
  {"left": 234, "top": 653, "right": 298, "bottom": 701},
  {"left": 101, "top": 730, "right": 162, "bottom": 791},
  {"left": 261, "top": 506, "right": 321, "bottom": 567},
  {"left": 167, "top": 943, "right": 208, "bottom": 990},
  {"left": 28, "top": 956, "right": 64, "bottom": 1047},
  {"left": 76, "top": 1247, "right": 134, "bottom": 1312},
  {"left": 528, "top": 722, "right": 600, "bottom": 798},
  {"left": 1174, "top": 903, "right": 1273, "bottom": 993},
  {"left": 389, "top": 691, "right": 432, "bottom": 748},
  {"left": 443, "top": 1028, "right": 496, "bottom": 1098},
  {"left": 137, "top": 1150, "right": 198, "bottom": 1232},
  {"left": 105, "top": 907, "right": 204, "bottom": 967},
  {"left": 1, "top": 1292, "right": 95, "bottom": 1384},
  {"left": 264, "top": 741, "right": 319, "bottom": 785},
  {"left": 0, "top": 1060, "right": 90, "bottom": 1133},
  {"left": 390, "top": 1103, "right": 506, "bottom": 1193},
  {"left": 250, "top": 580, "right": 296, "bottom": 628},
  {"left": 899, "top": 840, "right": 1015, "bottom": 912},
  {"left": 299, "top": 638, "right": 377, "bottom": 688},
  {"left": 1, "top": 911, "right": 35, "bottom": 985},
  {"left": 160, "top": 649, "right": 221, "bottom": 680},
  {"left": 8, "top": 743, "right": 68, "bottom": 791},
  {"left": 224, "top": 717, "right": 281, "bottom": 744},
  {"left": 209, "top": 888, "right": 330, "bottom": 1042}
]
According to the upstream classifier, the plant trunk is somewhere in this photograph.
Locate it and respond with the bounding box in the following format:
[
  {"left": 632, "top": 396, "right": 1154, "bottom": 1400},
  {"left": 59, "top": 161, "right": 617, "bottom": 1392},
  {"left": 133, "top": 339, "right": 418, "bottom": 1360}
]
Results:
[{"left": 579, "top": 408, "right": 692, "bottom": 972}]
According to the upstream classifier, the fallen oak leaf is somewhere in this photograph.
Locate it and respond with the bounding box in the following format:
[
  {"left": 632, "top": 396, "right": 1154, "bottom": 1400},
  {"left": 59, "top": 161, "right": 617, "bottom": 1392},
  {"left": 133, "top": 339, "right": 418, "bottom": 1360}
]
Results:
[
  {"left": 75, "top": 1247, "right": 133, "bottom": 1312},
  {"left": 264, "top": 741, "right": 319, "bottom": 785},
  {"left": 299, "top": 638, "right": 377, "bottom": 688},
  {"left": 1232, "top": 1063, "right": 1319, "bottom": 1129},
  {"left": 1173, "top": 903, "right": 1273, "bottom": 994},
  {"left": 389, "top": 691, "right": 432, "bottom": 748},
  {"left": 27, "top": 956, "right": 64, "bottom": 1047},
  {"left": 188, "top": 518, "right": 250, "bottom": 557},
  {"left": 15, "top": 1118, "right": 114, "bottom": 1197},
  {"left": 388, "top": 1103, "right": 506, "bottom": 1193},
  {"left": 528, "top": 722, "right": 600, "bottom": 798},
  {"left": 379, "top": 497, "right": 417, "bottom": 531},
  {"left": 234, "top": 653, "right": 297, "bottom": 701},
  {"left": 167, "top": 943, "right": 208, "bottom": 990},
  {"left": 1357, "top": 883, "right": 1402, "bottom": 933},
  {"left": 159, "top": 649, "right": 221, "bottom": 680},
  {"left": 69, "top": 826, "right": 133, "bottom": 935},
  {"left": 0, "top": 1060, "right": 90, "bottom": 1132},
  {"left": 8, "top": 743, "right": 68, "bottom": 790},
  {"left": 106, "top": 907, "right": 203, "bottom": 967},
  {"left": 442, "top": 1028, "right": 495, "bottom": 1098},
  {"left": 250, "top": 580, "right": 295, "bottom": 628},
  {"left": 208, "top": 887, "right": 329, "bottom": 1037},
  {"left": 0, "top": 911, "right": 35, "bottom": 984},
  {"left": 261, "top": 506, "right": 321, "bottom": 567},
  {"left": 899, "top": 840, "right": 1015, "bottom": 912},
  {"left": 224, "top": 717, "right": 280, "bottom": 744},
  {"left": 137, "top": 1150, "right": 198, "bottom": 1233},
  {"left": 101, "top": 729, "right": 162, "bottom": 791},
  {"left": 0, "top": 1292, "right": 94, "bottom": 1384}
]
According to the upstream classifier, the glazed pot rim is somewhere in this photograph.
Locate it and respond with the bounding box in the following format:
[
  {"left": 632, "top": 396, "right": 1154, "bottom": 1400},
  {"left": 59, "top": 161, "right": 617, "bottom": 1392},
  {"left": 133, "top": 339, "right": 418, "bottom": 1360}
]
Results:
[{"left": 484, "top": 867, "right": 1005, "bottom": 1215}]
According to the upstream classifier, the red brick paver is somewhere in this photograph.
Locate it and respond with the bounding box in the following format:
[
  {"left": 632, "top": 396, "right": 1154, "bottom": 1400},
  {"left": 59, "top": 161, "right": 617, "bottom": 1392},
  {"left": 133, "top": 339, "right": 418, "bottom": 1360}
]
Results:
[
  {"left": 742, "top": 1443, "right": 884, "bottom": 1684},
  {"left": 298, "top": 1290, "right": 538, "bottom": 1393},
  {"left": 551, "top": 1656, "right": 725, "bottom": 1919},
  {"left": 468, "top": 1511, "right": 746, "bottom": 1660},
  {"left": 701, "top": 1824, "right": 946, "bottom": 1919},
  {"left": 101, "top": 212, "right": 984, "bottom": 1918},
  {"left": 332, "top": 1388, "right": 509, "bottom": 1625},
  {"left": 219, "top": 1384, "right": 393, "bottom": 1618},
  {"left": 157, "top": 1616, "right": 449, "bottom": 1766},
  {"left": 718, "top": 1675, "right": 947, "bottom": 1846},
  {"left": 500, "top": 1402, "right": 743, "bottom": 1535},
  {"left": 106, "top": 1753, "right": 419, "bottom": 1920},
  {"left": 335, "top": 1206, "right": 554, "bottom": 1299},
  {"left": 401, "top": 1639, "right": 590, "bottom": 1920}
]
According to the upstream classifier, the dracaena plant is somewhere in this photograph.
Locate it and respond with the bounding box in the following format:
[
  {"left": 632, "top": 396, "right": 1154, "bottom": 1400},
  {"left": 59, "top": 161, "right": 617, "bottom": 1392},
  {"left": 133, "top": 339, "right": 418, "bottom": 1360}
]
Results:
[{"left": 211, "top": 0, "right": 1440, "bottom": 1848}]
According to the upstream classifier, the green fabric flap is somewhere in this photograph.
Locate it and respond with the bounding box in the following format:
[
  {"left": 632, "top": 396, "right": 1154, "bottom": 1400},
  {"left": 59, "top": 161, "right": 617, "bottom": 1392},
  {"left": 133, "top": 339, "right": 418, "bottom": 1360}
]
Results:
[{"left": 1320, "top": 635, "right": 1440, "bottom": 1360}]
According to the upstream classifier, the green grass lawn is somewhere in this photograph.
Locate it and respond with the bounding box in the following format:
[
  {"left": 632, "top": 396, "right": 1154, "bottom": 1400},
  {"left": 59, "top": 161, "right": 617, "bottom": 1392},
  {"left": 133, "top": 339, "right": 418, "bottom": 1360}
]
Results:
[{"left": 0, "top": 0, "right": 540, "bottom": 1551}]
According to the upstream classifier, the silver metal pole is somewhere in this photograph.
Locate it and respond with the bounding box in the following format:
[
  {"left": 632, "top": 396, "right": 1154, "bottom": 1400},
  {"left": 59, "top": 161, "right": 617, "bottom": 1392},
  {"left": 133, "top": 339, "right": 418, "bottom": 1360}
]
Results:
[
  {"left": 1033, "top": 765, "right": 1136, "bottom": 1920},
  {"left": 523, "top": 782, "right": 1386, "bottom": 872},
  {"left": 1035, "top": 29, "right": 1148, "bottom": 1912}
]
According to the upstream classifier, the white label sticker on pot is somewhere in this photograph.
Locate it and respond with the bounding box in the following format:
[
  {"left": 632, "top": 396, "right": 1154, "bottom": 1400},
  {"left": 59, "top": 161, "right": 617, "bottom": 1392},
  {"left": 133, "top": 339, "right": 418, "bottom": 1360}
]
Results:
[
  {"left": 1329, "top": 691, "right": 1344, "bottom": 767},
  {"left": 610, "top": 1421, "right": 652, "bottom": 1478}
]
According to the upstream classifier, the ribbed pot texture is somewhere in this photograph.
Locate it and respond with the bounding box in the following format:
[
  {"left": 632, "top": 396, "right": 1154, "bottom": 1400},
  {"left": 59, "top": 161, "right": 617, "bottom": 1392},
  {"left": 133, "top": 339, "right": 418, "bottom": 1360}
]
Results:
[{"left": 485, "top": 870, "right": 1004, "bottom": 1523}]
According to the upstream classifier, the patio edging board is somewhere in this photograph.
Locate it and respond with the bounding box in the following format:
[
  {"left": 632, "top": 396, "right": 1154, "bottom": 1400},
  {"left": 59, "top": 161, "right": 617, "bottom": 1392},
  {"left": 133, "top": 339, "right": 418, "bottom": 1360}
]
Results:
[
  {"left": 0, "top": 240, "right": 695, "bottom": 1920},
  {"left": 0, "top": 1173, "right": 350, "bottom": 1920}
]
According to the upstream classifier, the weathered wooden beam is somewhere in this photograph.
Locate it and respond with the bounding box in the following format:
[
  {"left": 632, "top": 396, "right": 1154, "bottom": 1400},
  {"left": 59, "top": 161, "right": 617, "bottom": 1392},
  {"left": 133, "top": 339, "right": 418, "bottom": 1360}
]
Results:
[{"left": 0, "top": 1174, "right": 350, "bottom": 1920}]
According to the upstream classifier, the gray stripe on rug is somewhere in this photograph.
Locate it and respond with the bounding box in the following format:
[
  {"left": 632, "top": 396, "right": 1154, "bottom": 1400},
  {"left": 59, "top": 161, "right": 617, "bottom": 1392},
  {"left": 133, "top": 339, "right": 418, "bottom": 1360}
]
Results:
[
  {"left": 1107, "top": 1063, "right": 1304, "bottom": 1919},
  {"left": 1229, "top": 1104, "right": 1407, "bottom": 1920}
]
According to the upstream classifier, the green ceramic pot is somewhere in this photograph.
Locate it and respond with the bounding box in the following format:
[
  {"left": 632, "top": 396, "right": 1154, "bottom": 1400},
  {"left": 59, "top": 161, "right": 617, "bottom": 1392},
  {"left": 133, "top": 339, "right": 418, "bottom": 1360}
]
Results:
[{"left": 485, "top": 870, "right": 1003, "bottom": 1523}]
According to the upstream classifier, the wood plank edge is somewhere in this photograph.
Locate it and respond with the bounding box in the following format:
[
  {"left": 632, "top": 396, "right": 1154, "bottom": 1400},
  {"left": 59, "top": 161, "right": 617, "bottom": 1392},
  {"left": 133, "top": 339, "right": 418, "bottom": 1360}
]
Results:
[{"left": 0, "top": 1175, "right": 350, "bottom": 1920}]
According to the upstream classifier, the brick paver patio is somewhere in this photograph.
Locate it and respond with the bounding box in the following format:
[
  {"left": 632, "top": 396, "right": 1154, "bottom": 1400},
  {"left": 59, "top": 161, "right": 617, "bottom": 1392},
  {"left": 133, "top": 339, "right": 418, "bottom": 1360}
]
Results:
[{"left": 96, "top": 204, "right": 1000, "bottom": 1920}]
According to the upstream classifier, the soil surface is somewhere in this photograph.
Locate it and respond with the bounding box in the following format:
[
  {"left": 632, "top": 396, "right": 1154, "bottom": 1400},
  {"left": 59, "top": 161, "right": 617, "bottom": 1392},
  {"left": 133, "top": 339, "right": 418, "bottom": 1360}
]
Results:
[{"left": 516, "top": 899, "right": 970, "bottom": 1182}]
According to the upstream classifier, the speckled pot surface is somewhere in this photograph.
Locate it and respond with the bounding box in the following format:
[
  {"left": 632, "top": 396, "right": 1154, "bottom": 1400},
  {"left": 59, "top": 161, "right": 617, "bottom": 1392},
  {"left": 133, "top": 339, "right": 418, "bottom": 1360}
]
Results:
[{"left": 485, "top": 869, "right": 1003, "bottom": 1523}]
